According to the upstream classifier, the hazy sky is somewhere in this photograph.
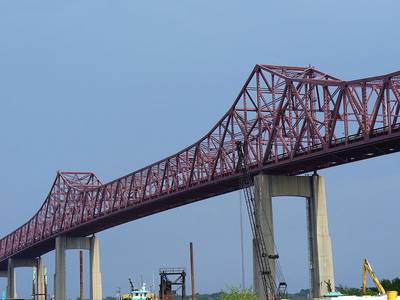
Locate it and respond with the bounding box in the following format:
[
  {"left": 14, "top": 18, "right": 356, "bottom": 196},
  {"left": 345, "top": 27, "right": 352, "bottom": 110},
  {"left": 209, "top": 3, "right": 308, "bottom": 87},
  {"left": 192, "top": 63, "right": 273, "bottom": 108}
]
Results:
[{"left": 0, "top": 0, "right": 400, "bottom": 298}]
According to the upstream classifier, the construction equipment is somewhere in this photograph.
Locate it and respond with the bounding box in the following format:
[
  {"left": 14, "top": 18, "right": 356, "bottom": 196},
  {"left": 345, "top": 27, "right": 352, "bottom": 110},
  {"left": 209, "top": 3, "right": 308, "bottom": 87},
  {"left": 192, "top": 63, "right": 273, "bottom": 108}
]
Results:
[
  {"left": 362, "top": 258, "right": 386, "bottom": 295},
  {"left": 236, "top": 141, "right": 287, "bottom": 300}
]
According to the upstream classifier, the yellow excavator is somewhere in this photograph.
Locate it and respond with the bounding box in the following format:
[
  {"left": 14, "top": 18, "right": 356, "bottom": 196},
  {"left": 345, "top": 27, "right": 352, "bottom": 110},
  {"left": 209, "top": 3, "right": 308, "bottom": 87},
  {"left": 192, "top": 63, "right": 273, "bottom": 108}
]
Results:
[{"left": 362, "top": 258, "right": 386, "bottom": 295}]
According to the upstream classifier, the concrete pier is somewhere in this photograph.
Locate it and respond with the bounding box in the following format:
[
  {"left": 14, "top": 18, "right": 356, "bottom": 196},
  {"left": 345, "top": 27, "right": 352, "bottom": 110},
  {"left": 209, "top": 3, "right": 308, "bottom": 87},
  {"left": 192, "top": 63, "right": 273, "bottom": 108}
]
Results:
[
  {"left": 308, "top": 175, "right": 335, "bottom": 298},
  {"left": 90, "top": 237, "right": 102, "bottom": 300},
  {"left": 253, "top": 174, "right": 335, "bottom": 299},
  {"left": 36, "top": 258, "right": 46, "bottom": 300},
  {"left": 55, "top": 236, "right": 102, "bottom": 300},
  {"left": 6, "top": 259, "right": 16, "bottom": 300},
  {"left": 6, "top": 257, "right": 45, "bottom": 300}
]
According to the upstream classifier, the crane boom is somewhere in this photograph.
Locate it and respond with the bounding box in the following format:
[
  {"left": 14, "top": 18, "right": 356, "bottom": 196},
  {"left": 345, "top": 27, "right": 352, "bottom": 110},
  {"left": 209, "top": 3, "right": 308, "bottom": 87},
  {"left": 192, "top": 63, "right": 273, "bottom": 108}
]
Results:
[
  {"left": 362, "top": 258, "right": 386, "bottom": 295},
  {"left": 129, "top": 278, "right": 134, "bottom": 292},
  {"left": 236, "top": 141, "right": 287, "bottom": 300}
]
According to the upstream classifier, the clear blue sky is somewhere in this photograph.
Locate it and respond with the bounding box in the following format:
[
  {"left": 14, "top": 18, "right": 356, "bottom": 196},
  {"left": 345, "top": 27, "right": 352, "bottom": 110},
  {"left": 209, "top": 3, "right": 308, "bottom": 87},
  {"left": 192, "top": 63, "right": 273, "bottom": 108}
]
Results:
[{"left": 0, "top": 0, "right": 400, "bottom": 298}]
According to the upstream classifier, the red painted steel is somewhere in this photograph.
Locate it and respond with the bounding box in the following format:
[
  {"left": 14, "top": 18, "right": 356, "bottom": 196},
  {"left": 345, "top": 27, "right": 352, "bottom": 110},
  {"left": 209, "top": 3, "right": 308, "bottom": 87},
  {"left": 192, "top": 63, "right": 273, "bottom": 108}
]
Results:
[{"left": 1, "top": 65, "right": 400, "bottom": 267}]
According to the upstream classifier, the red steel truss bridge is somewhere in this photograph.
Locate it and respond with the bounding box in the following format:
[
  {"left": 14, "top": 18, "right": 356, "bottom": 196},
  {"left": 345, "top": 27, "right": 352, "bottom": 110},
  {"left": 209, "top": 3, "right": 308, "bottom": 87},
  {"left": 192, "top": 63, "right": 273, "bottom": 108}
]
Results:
[{"left": 1, "top": 64, "right": 400, "bottom": 268}]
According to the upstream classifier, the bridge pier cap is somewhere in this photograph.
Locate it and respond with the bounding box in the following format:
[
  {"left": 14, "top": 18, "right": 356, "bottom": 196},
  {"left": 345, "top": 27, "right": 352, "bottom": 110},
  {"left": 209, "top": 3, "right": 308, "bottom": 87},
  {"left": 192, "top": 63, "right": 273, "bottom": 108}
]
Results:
[{"left": 252, "top": 174, "right": 335, "bottom": 299}]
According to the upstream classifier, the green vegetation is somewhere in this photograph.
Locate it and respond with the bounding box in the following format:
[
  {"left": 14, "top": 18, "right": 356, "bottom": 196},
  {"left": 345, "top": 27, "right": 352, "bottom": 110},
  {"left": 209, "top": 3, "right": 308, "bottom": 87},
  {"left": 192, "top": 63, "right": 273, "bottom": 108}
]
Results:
[
  {"left": 220, "top": 287, "right": 257, "bottom": 300},
  {"left": 337, "top": 277, "right": 400, "bottom": 296},
  {"left": 190, "top": 277, "right": 400, "bottom": 300},
  {"left": 192, "top": 292, "right": 222, "bottom": 300},
  {"left": 287, "top": 288, "right": 309, "bottom": 300},
  {"left": 336, "top": 285, "right": 366, "bottom": 296},
  {"left": 381, "top": 278, "right": 400, "bottom": 292},
  {"left": 177, "top": 288, "right": 255, "bottom": 300},
  {"left": 102, "top": 278, "right": 400, "bottom": 300}
]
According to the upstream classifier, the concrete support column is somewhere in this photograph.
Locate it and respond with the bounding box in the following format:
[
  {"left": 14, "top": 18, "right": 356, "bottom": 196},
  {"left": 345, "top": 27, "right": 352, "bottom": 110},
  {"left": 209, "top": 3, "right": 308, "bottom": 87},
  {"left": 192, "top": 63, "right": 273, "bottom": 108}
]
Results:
[
  {"left": 55, "top": 236, "right": 67, "bottom": 300},
  {"left": 7, "top": 259, "right": 16, "bottom": 300},
  {"left": 54, "top": 236, "right": 102, "bottom": 300},
  {"left": 90, "top": 237, "right": 102, "bottom": 300},
  {"left": 36, "top": 257, "right": 46, "bottom": 300},
  {"left": 307, "top": 175, "right": 335, "bottom": 298},
  {"left": 252, "top": 174, "right": 335, "bottom": 300}
]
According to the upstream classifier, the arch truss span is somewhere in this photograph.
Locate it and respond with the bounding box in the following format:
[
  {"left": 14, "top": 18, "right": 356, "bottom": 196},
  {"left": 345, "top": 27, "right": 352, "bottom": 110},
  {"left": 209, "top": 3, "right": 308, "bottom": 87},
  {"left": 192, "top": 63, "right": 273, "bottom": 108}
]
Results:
[{"left": 1, "top": 64, "right": 400, "bottom": 265}]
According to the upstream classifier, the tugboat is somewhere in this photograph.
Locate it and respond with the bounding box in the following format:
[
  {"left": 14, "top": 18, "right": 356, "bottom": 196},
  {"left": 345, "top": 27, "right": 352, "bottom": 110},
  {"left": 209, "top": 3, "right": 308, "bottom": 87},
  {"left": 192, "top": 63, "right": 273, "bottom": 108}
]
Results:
[{"left": 120, "top": 279, "right": 158, "bottom": 300}]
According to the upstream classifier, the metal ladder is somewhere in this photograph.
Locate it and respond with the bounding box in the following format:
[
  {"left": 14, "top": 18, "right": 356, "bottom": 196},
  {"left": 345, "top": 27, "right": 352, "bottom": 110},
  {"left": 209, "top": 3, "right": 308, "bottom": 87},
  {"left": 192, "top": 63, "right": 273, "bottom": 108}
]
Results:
[{"left": 236, "top": 141, "right": 287, "bottom": 300}]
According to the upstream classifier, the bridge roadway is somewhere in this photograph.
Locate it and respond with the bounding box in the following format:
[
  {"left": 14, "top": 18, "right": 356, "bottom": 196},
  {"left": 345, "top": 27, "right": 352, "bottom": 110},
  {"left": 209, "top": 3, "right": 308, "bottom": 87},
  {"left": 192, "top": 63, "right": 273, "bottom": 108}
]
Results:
[{"left": 1, "top": 64, "right": 400, "bottom": 271}]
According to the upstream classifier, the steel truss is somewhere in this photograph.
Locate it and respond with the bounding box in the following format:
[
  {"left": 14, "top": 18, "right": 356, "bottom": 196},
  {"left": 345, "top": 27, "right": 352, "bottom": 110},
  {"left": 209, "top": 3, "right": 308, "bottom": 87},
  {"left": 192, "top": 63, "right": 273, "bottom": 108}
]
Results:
[{"left": 1, "top": 65, "right": 400, "bottom": 266}]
